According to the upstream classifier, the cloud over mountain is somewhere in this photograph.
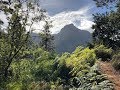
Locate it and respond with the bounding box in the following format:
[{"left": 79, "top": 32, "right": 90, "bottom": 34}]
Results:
[
  {"left": 40, "top": 0, "right": 95, "bottom": 15},
  {"left": 0, "top": 2, "right": 95, "bottom": 34},
  {"left": 50, "top": 6, "right": 94, "bottom": 34}
]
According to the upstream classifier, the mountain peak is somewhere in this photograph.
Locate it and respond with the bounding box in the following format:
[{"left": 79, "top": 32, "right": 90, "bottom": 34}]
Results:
[
  {"left": 65, "top": 23, "right": 75, "bottom": 27},
  {"left": 54, "top": 24, "right": 92, "bottom": 53},
  {"left": 60, "top": 24, "right": 80, "bottom": 34},
  {"left": 63, "top": 23, "right": 77, "bottom": 29}
]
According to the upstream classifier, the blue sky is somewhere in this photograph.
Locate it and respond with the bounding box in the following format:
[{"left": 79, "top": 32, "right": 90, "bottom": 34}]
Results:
[
  {"left": 40, "top": 0, "right": 115, "bottom": 15},
  {"left": 39, "top": 0, "right": 101, "bottom": 33},
  {"left": 0, "top": 0, "right": 113, "bottom": 34},
  {"left": 40, "top": 0, "right": 96, "bottom": 15}
]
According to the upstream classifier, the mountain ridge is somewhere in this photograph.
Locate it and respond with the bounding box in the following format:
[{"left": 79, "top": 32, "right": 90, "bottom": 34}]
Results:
[
  {"left": 54, "top": 24, "right": 92, "bottom": 53},
  {"left": 31, "top": 24, "right": 92, "bottom": 53}
]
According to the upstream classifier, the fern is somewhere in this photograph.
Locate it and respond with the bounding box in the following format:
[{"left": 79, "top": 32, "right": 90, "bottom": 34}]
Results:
[{"left": 70, "top": 64, "right": 114, "bottom": 90}]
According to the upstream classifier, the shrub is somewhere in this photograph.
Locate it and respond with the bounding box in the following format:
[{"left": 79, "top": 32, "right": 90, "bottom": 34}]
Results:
[
  {"left": 51, "top": 47, "right": 97, "bottom": 87},
  {"left": 66, "top": 47, "right": 96, "bottom": 76},
  {"left": 6, "top": 82, "right": 23, "bottom": 90},
  {"left": 1, "top": 46, "right": 114, "bottom": 90},
  {"left": 111, "top": 53, "right": 120, "bottom": 70},
  {"left": 70, "top": 64, "right": 114, "bottom": 90},
  {"left": 52, "top": 53, "right": 72, "bottom": 84},
  {"left": 7, "top": 48, "right": 56, "bottom": 90},
  {"left": 11, "top": 59, "right": 34, "bottom": 81},
  {"left": 30, "top": 48, "right": 56, "bottom": 82},
  {"left": 28, "top": 81, "right": 51, "bottom": 90},
  {"left": 94, "top": 45, "right": 113, "bottom": 61}
]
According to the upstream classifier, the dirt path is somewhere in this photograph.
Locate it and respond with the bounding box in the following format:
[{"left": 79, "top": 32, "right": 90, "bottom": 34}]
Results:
[{"left": 98, "top": 61, "right": 120, "bottom": 90}]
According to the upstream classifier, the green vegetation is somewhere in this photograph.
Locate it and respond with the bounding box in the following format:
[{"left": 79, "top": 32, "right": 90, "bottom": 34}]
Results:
[
  {"left": 0, "top": 0, "right": 120, "bottom": 90},
  {"left": 111, "top": 52, "right": 120, "bottom": 70},
  {"left": 71, "top": 64, "right": 114, "bottom": 90},
  {"left": 0, "top": 45, "right": 114, "bottom": 89},
  {"left": 92, "top": 0, "right": 120, "bottom": 71},
  {"left": 92, "top": 1, "right": 120, "bottom": 49},
  {"left": 94, "top": 45, "right": 113, "bottom": 61}
]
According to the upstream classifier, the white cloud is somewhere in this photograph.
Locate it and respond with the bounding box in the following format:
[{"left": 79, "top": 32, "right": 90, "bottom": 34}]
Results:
[
  {"left": 0, "top": 4, "right": 94, "bottom": 34},
  {"left": 50, "top": 6, "right": 94, "bottom": 34},
  {"left": 0, "top": 4, "right": 46, "bottom": 33},
  {"left": 0, "top": 11, "right": 8, "bottom": 29},
  {"left": 40, "top": 0, "right": 64, "bottom": 8}
]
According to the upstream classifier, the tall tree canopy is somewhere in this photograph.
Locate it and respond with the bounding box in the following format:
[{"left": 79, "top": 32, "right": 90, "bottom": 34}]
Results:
[
  {"left": 92, "top": 0, "right": 120, "bottom": 49},
  {"left": 40, "top": 21, "right": 54, "bottom": 52},
  {"left": 93, "top": 0, "right": 118, "bottom": 7},
  {"left": 0, "top": 0, "right": 53, "bottom": 79}
]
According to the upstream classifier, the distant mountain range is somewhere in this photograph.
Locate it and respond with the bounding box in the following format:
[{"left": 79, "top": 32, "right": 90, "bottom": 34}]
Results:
[
  {"left": 31, "top": 24, "right": 92, "bottom": 53},
  {"left": 54, "top": 24, "right": 92, "bottom": 53}
]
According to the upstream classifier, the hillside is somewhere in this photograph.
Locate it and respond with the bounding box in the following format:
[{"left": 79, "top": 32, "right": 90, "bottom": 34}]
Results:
[
  {"left": 1, "top": 0, "right": 120, "bottom": 90},
  {"left": 31, "top": 24, "right": 92, "bottom": 53},
  {"left": 54, "top": 24, "right": 92, "bottom": 53}
]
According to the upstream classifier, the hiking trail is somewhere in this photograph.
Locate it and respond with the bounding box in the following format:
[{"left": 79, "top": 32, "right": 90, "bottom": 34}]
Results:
[{"left": 98, "top": 61, "right": 120, "bottom": 90}]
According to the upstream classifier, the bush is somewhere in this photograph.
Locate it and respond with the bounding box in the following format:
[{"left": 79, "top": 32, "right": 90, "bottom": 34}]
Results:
[
  {"left": 6, "top": 48, "right": 56, "bottom": 90},
  {"left": 52, "top": 53, "right": 72, "bottom": 84},
  {"left": 94, "top": 45, "right": 113, "bottom": 61},
  {"left": 29, "top": 48, "right": 56, "bottom": 82},
  {"left": 28, "top": 81, "right": 66, "bottom": 90},
  {"left": 111, "top": 53, "right": 120, "bottom": 70},
  {"left": 70, "top": 64, "right": 114, "bottom": 90},
  {"left": 28, "top": 81, "right": 51, "bottom": 90},
  {"left": 6, "top": 82, "right": 22, "bottom": 90},
  {"left": 66, "top": 47, "right": 96, "bottom": 76},
  {"left": 1, "top": 46, "right": 114, "bottom": 90},
  {"left": 52, "top": 47, "right": 96, "bottom": 86}
]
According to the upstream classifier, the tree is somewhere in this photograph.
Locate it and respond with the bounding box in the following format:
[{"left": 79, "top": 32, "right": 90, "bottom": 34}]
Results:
[
  {"left": 92, "top": 1, "right": 120, "bottom": 49},
  {"left": 0, "top": 0, "right": 47, "bottom": 79},
  {"left": 93, "top": 0, "right": 118, "bottom": 7},
  {"left": 0, "top": 3, "right": 30, "bottom": 79},
  {"left": 40, "top": 21, "right": 54, "bottom": 52},
  {"left": 92, "top": 0, "right": 120, "bottom": 49}
]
